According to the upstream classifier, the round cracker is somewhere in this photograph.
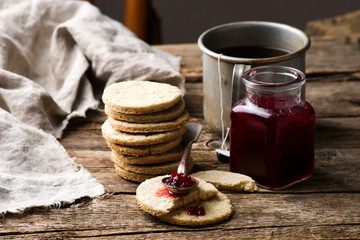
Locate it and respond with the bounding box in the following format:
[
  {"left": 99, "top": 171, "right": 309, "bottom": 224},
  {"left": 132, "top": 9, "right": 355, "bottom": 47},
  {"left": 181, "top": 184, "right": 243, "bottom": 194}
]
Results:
[
  {"left": 136, "top": 175, "right": 219, "bottom": 216},
  {"left": 111, "top": 145, "right": 184, "bottom": 165},
  {"left": 158, "top": 192, "right": 234, "bottom": 226},
  {"left": 192, "top": 170, "right": 258, "bottom": 192},
  {"left": 106, "top": 137, "right": 182, "bottom": 156},
  {"left": 114, "top": 164, "right": 157, "bottom": 182},
  {"left": 107, "top": 111, "right": 189, "bottom": 133},
  {"left": 102, "top": 120, "right": 186, "bottom": 146},
  {"left": 105, "top": 99, "right": 185, "bottom": 123},
  {"left": 102, "top": 81, "right": 182, "bottom": 114},
  {"left": 111, "top": 153, "right": 193, "bottom": 175}
]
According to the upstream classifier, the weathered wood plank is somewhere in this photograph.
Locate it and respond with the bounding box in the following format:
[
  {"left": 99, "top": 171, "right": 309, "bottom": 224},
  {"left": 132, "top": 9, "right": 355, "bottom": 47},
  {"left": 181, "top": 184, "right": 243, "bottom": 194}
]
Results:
[
  {"left": 307, "top": 71, "right": 360, "bottom": 83},
  {"left": 3, "top": 11, "right": 360, "bottom": 240},
  {"left": 58, "top": 110, "right": 360, "bottom": 194},
  {"left": 304, "top": 10, "right": 360, "bottom": 74},
  {"left": 306, "top": 36, "right": 360, "bottom": 74},
  {"left": 183, "top": 81, "right": 203, "bottom": 118},
  {"left": 185, "top": 80, "right": 360, "bottom": 118},
  {"left": 62, "top": 115, "right": 360, "bottom": 151},
  {"left": 1, "top": 224, "right": 359, "bottom": 239},
  {"left": 305, "top": 9, "right": 360, "bottom": 38},
  {"left": 63, "top": 79, "right": 360, "bottom": 137},
  {"left": 156, "top": 11, "right": 360, "bottom": 78},
  {"left": 155, "top": 40, "right": 360, "bottom": 79},
  {"left": 69, "top": 147, "right": 360, "bottom": 194},
  {"left": 1, "top": 193, "right": 359, "bottom": 238},
  {"left": 61, "top": 117, "right": 360, "bottom": 152},
  {"left": 307, "top": 81, "right": 360, "bottom": 118}
]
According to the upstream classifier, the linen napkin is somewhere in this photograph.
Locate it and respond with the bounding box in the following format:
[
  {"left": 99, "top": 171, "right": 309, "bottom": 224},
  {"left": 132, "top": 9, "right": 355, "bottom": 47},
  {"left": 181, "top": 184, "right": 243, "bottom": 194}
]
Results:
[{"left": 0, "top": 0, "right": 184, "bottom": 214}]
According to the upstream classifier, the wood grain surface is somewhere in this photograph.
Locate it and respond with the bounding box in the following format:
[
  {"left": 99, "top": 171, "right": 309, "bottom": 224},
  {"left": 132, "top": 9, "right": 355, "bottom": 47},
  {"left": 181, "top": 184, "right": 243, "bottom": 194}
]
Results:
[{"left": 1, "top": 10, "right": 360, "bottom": 240}]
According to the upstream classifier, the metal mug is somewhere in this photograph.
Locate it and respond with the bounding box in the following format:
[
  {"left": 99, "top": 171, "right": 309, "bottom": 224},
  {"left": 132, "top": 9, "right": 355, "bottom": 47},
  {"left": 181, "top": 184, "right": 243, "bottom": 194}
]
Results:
[{"left": 198, "top": 21, "right": 311, "bottom": 134}]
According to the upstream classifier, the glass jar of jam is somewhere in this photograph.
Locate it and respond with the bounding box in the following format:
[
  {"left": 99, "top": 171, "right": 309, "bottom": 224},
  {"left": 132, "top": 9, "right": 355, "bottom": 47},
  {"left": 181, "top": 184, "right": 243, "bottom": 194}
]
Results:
[{"left": 230, "top": 66, "right": 315, "bottom": 190}]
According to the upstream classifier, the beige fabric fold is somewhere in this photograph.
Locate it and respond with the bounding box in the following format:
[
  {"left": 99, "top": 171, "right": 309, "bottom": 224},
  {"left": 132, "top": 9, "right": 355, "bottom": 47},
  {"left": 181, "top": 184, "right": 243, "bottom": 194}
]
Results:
[{"left": 0, "top": 0, "right": 184, "bottom": 214}]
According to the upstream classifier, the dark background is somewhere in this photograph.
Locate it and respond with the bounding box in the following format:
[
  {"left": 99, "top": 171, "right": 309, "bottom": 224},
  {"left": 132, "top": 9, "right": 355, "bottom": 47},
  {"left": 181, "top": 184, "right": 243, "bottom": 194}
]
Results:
[{"left": 93, "top": 0, "right": 360, "bottom": 44}]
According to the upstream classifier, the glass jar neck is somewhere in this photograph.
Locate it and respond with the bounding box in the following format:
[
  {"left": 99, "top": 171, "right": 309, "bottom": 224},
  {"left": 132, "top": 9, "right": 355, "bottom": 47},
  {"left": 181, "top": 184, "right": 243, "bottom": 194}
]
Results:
[
  {"left": 246, "top": 86, "right": 302, "bottom": 109},
  {"left": 242, "top": 66, "right": 305, "bottom": 109}
]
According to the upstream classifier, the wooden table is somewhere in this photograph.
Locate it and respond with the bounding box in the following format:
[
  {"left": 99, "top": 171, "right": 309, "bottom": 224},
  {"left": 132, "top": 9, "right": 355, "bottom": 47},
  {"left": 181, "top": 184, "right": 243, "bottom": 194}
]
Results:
[{"left": 2, "top": 11, "right": 360, "bottom": 239}]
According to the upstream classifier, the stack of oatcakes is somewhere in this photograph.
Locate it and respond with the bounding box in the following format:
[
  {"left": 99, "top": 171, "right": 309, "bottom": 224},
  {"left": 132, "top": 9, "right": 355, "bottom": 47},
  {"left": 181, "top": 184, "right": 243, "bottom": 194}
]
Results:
[{"left": 101, "top": 81, "right": 191, "bottom": 182}]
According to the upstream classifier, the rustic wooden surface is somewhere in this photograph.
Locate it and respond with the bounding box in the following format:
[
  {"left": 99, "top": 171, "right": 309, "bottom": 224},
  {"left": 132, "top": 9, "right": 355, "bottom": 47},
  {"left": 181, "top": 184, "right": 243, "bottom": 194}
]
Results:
[{"left": 1, "top": 11, "right": 360, "bottom": 239}]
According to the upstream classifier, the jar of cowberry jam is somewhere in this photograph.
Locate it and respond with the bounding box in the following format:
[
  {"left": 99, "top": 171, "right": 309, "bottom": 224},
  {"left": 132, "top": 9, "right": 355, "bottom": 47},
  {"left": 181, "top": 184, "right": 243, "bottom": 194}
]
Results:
[{"left": 230, "top": 66, "right": 315, "bottom": 190}]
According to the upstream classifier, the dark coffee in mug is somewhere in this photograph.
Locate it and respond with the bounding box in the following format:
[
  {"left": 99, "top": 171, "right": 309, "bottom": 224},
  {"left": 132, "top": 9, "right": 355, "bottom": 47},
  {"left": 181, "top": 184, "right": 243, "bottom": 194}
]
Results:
[{"left": 215, "top": 45, "right": 291, "bottom": 59}]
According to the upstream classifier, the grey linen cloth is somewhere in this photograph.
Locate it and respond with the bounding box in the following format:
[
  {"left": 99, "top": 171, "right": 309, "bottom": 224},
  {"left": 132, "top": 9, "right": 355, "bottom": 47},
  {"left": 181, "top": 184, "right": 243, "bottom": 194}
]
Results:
[{"left": 0, "top": 0, "right": 184, "bottom": 214}]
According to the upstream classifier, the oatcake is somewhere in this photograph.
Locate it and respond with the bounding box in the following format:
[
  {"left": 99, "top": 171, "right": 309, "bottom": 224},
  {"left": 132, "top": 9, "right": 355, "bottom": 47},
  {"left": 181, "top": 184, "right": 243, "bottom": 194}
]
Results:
[
  {"left": 106, "top": 137, "right": 182, "bottom": 156},
  {"left": 104, "top": 99, "right": 185, "bottom": 123},
  {"left": 158, "top": 192, "right": 234, "bottom": 226},
  {"left": 111, "top": 145, "right": 184, "bottom": 165},
  {"left": 114, "top": 164, "right": 158, "bottom": 183},
  {"left": 111, "top": 152, "right": 193, "bottom": 175},
  {"left": 102, "top": 120, "right": 186, "bottom": 146},
  {"left": 192, "top": 170, "right": 258, "bottom": 192},
  {"left": 136, "top": 175, "right": 218, "bottom": 216},
  {"left": 107, "top": 111, "right": 189, "bottom": 133},
  {"left": 102, "top": 81, "right": 182, "bottom": 114}
]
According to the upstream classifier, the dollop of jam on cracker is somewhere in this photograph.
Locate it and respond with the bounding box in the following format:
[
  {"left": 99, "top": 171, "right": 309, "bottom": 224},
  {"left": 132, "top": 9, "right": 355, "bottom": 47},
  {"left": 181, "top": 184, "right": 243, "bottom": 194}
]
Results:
[
  {"left": 164, "top": 171, "right": 197, "bottom": 188},
  {"left": 186, "top": 206, "right": 206, "bottom": 216},
  {"left": 154, "top": 186, "right": 189, "bottom": 198}
]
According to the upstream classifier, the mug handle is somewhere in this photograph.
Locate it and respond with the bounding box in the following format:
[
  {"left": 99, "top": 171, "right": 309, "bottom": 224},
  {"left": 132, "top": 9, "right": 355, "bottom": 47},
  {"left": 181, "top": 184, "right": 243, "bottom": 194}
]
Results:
[{"left": 231, "top": 64, "right": 252, "bottom": 107}]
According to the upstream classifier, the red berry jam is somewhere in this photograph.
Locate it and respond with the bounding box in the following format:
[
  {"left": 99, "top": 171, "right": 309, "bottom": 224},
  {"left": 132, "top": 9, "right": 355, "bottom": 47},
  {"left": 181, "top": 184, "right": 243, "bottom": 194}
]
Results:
[
  {"left": 164, "top": 172, "right": 197, "bottom": 188},
  {"left": 186, "top": 206, "right": 206, "bottom": 216},
  {"left": 230, "top": 66, "right": 315, "bottom": 190},
  {"left": 154, "top": 186, "right": 188, "bottom": 198},
  {"left": 230, "top": 98, "right": 315, "bottom": 189}
]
